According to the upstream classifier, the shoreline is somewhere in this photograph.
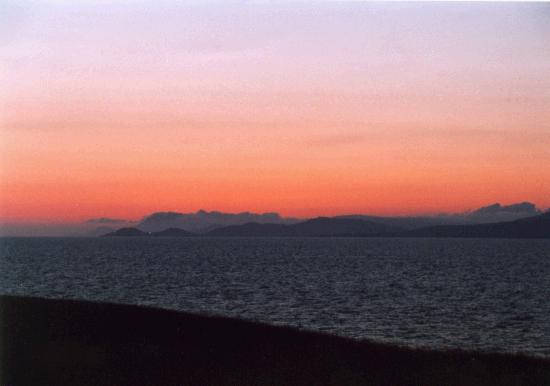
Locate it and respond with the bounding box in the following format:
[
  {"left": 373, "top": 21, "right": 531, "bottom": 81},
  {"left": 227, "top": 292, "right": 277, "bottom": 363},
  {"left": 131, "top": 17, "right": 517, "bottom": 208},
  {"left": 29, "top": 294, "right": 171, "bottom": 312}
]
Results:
[{"left": 2, "top": 295, "right": 549, "bottom": 385}]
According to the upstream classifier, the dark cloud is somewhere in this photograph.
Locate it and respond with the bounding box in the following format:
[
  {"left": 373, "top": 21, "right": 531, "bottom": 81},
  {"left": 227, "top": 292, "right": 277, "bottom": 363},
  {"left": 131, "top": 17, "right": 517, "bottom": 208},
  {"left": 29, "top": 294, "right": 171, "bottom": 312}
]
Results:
[
  {"left": 138, "top": 210, "right": 299, "bottom": 233},
  {"left": 445, "top": 202, "right": 542, "bottom": 224}
]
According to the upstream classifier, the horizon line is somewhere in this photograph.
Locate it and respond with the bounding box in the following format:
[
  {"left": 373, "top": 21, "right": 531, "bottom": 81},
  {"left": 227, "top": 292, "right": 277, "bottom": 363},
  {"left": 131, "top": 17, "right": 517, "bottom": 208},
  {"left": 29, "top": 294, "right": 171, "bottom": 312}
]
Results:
[{"left": 1, "top": 200, "right": 548, "bottom": 225}]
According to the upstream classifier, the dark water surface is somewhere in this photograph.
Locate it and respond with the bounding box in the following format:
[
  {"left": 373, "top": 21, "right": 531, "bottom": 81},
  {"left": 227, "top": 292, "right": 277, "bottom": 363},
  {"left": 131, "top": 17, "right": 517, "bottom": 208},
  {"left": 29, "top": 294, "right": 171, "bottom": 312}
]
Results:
[{"left": 1, "top": 237, "right": 549, "bottom": 357}]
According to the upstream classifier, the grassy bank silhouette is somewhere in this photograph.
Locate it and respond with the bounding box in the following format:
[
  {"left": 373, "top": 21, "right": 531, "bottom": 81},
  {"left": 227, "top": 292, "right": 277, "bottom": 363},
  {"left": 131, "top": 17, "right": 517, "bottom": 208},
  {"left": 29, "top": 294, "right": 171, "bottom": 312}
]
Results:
[{"left": 1, "top": 295, "right": 548, "bottom": 385}]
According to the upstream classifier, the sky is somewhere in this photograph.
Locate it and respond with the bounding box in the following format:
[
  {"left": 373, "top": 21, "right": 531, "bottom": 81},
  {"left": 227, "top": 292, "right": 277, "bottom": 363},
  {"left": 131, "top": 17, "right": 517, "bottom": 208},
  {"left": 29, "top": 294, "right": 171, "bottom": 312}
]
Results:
[{"left": 1, "top": 1, "right": 549, "bottom": 223}]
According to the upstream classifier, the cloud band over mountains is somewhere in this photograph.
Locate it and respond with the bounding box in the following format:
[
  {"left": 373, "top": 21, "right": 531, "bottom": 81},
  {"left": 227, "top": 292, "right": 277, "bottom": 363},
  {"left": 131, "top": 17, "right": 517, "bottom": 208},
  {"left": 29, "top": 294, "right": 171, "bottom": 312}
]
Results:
[{"left": 0, "top": 202, "right": 546, "bottom": 237}]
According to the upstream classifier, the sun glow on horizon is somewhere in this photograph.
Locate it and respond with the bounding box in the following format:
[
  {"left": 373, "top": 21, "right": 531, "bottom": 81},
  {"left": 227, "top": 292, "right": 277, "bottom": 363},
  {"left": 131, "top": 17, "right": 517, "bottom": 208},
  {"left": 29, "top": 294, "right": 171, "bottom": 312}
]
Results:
[{"left": 1, "top": 1, "right": 549, "bottom": 223}]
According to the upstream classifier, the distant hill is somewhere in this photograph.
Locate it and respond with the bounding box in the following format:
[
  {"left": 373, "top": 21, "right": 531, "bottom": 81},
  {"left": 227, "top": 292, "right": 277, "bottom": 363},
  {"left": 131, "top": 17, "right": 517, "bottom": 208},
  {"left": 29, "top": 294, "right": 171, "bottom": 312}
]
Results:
[
  {"left": 151, "top": 228, "right": 196, "bottom": 237},
  {"left": 207, "top": 217, "right": 401, "bottom": 237},
  {"left": 103, "top": 227, "right": 195, "bottom": 237},
  {"left": 401, "top": 212, "right": 550, "bottom": 239},
  {"left": 334, "top": 215, "right": 464, "bottom": 230},
  {"left": 103, "top": 228, "right": 148, "bottom": 237},
  {"left": 336, "top": 201, "right": 542, "bottom": 229},
  {"left": 2, "top": 201, "right": 543, "bottom": 237},
  {"left": 101, "top": 211, "right": 550, "bottom": 239},
  {"left": 207, "top": 222, "right": 291, "bottom": 237},
  {"left": 86, "top": 218, "right": 138, "bottom": 236}
]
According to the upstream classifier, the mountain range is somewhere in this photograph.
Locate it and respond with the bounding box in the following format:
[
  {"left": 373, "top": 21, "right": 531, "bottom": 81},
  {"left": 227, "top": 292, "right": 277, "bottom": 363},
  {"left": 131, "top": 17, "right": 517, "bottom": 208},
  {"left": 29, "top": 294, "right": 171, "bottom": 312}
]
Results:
[
  {"left": 102, "top": 202, "right": 543, "bottom": 235},
  {"left": 104, "top": 210, "right": 550, "bottom": 239},
  {"left": 0, "top": 202, "right": 546, "bottom": 237}
]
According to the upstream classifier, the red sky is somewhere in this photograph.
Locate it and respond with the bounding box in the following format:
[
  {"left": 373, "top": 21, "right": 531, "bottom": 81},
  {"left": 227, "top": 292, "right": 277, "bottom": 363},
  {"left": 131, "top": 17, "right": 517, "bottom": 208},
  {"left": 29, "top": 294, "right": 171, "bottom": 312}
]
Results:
[{"left": 1, "top": 2, "right": 549, "bottom": 222}]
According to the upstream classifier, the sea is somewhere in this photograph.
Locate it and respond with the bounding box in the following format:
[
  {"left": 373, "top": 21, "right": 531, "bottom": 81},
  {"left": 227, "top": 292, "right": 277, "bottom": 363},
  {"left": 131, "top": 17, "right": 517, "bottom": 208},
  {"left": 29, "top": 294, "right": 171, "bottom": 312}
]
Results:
[{"left": 1, "top": 237, "right": 549, "bottom": 357}]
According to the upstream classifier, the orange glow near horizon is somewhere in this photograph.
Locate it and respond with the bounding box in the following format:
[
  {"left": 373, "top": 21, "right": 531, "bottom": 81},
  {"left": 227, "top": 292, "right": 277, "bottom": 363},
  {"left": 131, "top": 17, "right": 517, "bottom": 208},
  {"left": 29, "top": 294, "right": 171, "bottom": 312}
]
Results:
[{"left": 1, "top": 2, "right": 549, "bottom": 223}]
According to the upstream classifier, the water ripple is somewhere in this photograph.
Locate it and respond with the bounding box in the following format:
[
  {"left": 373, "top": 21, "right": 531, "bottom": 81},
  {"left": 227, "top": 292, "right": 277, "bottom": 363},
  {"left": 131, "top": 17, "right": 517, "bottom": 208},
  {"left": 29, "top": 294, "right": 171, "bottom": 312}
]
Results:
[{"left": 1, "top": 237, "right": 549, "bottom": 357}]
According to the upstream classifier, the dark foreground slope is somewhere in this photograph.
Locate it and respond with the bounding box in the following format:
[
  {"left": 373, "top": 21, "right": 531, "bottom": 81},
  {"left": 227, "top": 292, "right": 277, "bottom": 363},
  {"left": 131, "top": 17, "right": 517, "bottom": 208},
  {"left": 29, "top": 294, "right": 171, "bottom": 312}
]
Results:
[{"left": 2, "top": 296, "right": 549, "bottom": 386}]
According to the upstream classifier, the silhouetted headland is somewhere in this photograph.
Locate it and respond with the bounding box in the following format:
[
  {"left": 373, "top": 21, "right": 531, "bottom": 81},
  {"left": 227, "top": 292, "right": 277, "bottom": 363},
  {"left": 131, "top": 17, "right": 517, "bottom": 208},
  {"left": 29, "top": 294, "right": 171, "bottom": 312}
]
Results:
[{"left": 1, "top": 295, "right": 549, "bottom": 386}]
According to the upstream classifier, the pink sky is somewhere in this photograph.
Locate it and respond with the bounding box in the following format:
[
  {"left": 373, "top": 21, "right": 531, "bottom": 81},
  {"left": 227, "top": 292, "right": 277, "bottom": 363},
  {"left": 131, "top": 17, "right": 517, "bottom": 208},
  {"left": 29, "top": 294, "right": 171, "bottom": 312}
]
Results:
[{"left": 1, "top": 2, "right": 549, "bottom": 222}]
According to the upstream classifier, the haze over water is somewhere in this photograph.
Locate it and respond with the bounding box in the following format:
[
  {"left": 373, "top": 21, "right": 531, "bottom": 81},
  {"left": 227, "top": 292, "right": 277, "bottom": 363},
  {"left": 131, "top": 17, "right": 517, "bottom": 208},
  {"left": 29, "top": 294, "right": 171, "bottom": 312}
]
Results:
[{"left": 2, "top": 237, "right": 549, "bottom": 357}]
